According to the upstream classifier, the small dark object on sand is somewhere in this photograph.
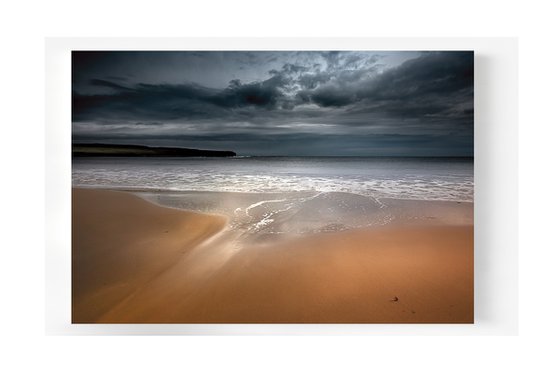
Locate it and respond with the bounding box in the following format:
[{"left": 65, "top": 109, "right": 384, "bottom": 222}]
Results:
[{"left": 391, "top": 296, "right": 399, "bottom": 302}]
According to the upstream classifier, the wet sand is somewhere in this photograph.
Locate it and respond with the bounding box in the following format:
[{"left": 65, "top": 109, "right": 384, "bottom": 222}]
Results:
[
  {"left": 72, "top": 188, "right": 473, "bottom": 323},
  {"left": 72, "top": 188, "right": 227, "bottom": 322}
]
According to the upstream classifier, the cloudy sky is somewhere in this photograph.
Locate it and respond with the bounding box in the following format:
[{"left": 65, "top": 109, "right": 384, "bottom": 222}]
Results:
[{"left": 72, "top": 51, "right": 473, "bottom": 156}]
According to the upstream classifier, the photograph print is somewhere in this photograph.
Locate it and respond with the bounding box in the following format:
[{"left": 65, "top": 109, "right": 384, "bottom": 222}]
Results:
[{"left": 72, "top": 50, "right": 474, "bottom": 323}]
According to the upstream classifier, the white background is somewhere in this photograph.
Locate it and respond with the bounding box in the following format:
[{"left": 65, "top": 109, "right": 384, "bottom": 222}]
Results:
[{"left": 2, "top": 0, "right": 559, "bottom": 372}]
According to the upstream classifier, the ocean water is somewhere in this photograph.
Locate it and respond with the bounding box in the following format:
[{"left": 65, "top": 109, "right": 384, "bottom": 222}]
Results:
[
  {"left": 72, "top": 156, "right": 473, "bottom": 202},
  {"left": 73, "top": 157, "right": 473, "bottom": 237}
]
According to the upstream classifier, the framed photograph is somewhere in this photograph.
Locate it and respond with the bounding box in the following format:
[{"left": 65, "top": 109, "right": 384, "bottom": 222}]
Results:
[{"left": 45, "top": 37, "right": 518, "bottom": 335}]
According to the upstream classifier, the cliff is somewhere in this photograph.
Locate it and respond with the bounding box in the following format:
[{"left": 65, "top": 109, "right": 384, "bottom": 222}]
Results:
[{"left": 72, "top": 143, "right": 236, "bottom": 157}]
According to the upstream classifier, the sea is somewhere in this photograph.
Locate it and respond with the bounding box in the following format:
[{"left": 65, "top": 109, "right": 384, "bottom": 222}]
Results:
[
  {"left": 72, "top": 156, "right": 474, "bottom": 238},
  {"left": 73, "top": 156, "right": 473, "bottom": 201}
]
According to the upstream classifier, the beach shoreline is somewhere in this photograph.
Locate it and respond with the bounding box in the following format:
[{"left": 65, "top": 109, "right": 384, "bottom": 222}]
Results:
[{"left": 72, "top": 188, "right": 473, "bottom": 323}]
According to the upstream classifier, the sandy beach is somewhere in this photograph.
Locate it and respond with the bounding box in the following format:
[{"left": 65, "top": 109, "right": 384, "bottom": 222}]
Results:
[{"left": 72, "top": 188, "right": 473, "bottom": 323}]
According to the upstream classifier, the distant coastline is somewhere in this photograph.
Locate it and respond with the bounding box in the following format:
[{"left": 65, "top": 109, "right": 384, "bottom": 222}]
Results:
[{"left": 72, "top": 143, "right": 236, "bottom": 157}]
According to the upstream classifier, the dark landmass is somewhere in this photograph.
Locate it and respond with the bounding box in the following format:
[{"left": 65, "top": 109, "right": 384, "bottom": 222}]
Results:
[{"left": 72, "top": 143, "right": 236, "bottom": 158}]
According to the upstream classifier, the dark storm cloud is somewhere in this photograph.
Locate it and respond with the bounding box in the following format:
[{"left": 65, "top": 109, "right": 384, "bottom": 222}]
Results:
[
  {"left": 89, "top": 78, "right": 133, "bottom": 91},
  {"left": 73, "top": 73, "right": 292, "bottom": 122},
  {"left": 215, "top": 74, "right": 290, "bottom": 108},
  {"left": 72, "top": 51, "right": 473, "bottom": 156},
  {"left": 300, "top": 52, "right": 473, "bottom": 115}
]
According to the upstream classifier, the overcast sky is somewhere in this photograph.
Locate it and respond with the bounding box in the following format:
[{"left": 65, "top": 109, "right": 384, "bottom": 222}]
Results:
[{"left": 72, "top": 51, "right": 473, "bottom": 156}]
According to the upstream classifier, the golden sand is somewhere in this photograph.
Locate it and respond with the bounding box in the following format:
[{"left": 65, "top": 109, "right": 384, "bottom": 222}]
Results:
[{"left": 72, "top": 188, "right": 473, "bottom": 323}]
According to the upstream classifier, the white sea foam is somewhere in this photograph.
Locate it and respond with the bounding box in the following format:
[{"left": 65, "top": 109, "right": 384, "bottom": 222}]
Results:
[
  {"left": 73, "top": 156, "right": 473, "bottom": 203},
  {"left": 245, "top": 199, "right": 287, "bottom": 216}
]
